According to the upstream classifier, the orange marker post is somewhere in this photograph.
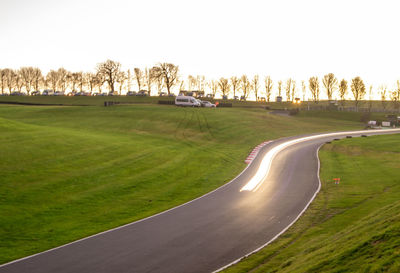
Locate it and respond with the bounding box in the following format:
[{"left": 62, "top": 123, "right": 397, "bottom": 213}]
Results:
[{"left": 333, "top": 178, "right": 340, "bottom": 185}]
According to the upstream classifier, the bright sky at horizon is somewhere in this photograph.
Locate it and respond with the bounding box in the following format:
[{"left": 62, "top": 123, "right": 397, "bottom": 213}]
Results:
[{"left": 1, "top": 0, "right": 400, "bottom": 96}]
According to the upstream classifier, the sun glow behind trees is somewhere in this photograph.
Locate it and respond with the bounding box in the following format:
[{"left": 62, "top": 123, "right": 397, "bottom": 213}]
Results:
[{"left": 0, "top": 0, "right": 400, "bottom": 99}]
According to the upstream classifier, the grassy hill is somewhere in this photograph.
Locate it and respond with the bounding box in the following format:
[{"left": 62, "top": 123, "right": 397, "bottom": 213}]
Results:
[
  {"left": 223, "top": 134, "right": 400, "bottom": 273},
  {"left": 0, "top": 103, "right": 376, "bottom": 264}
]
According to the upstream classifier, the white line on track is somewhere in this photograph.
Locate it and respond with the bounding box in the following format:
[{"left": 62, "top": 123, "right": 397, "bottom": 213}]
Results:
[{"left": 240, "top": 129, "right": 400, "bottom": 192}]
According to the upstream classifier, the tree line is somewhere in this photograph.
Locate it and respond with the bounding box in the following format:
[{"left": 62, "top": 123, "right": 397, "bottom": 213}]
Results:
[{"left": 1, "top": 60, "right": 400, "bottom": 109}]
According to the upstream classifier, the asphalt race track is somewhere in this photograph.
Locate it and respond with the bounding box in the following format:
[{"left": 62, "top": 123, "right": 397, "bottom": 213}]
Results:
[{"left": 1, "top": 129, "right": 399, "bottom": 273}]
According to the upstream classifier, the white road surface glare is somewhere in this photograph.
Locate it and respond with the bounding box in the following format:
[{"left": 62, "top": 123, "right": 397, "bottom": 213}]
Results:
[{"left": 240, "top": 129, "right": 400, "bottom": 192}]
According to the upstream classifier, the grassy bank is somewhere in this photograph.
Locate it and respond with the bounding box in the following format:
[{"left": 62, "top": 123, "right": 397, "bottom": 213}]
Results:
[
  {"left": 2, "top": 95, "right": 399, "bottom": 111},
  {"left": 224, "top": 134, "right": 400, "bottom": 273},
  {"left": 0, "top": 104, "right": 365, "bottom": 264}
]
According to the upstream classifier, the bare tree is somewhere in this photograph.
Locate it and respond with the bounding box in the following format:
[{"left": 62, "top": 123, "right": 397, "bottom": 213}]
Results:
[
  {"left": 188, "top": 75, "right": 197, "bottom": 91},
  {"left": 390, "top": 80, "right": 400, "bottom": 111},
  {"left": 210, "top": 79, "right": 218, "bottom": 97},
  {"left": 96, "top": 60, "right": 121, "bottom": 93},
  {"left": 4, "top": 69, "right": 17, "bottom": 93},
  {"left": 252, "top": 75, "right": 260, "bottom": 101},
  {"left": 57, "top": 68, "right": 69, "bottom": 92},
  {"left": 116, "top": 71, "right": 127, "bottom": 94},
  {"left": 322, "top": 73, "right": 338, "bottom": 100},
  {"left": 301, "top": 80, "right": 306, "bottom": 101},
  {"left": 153, "top": 63, "right": 179, "bottom": 95},
  {"left": 196, "top": 75, "right": 205, "bottom": 91},
  {"left": 15, "top": 70, "right": 24, "bottom": 92},
  {"left": 309, "top": 77, "right": 320, "bottom": 103},
  {"left": 144, "top": 67, "right": 156, "bottom": 95},
  {"left": 241, "top": 75, "right": 251, "bottom": 100},
  {"left": 339, "top": 79, "right": 348, "bottom": 105},
  {"left": 20, "top": 67, "right": 35, "bottom": 94},
  {"left": 350, "top": 76, "right": 366, "bottom": 110},
  {"left": 85, "top": 72, "right": 98, "bottom": 93},
  {"left": 127, "top": 69, "right": 132, "bottom": 91},
  {"left": 230, "top": 76, "right": 240, "bottom": 98},
  {"left": 46, "top": 70, "right": 59, "bottom": 91},
  {"left": 134, "top": 67, "right": 144, "bottom": 91},
  {"left": 69, "top": 72, "right": 82, "bottom": 92},
  {"left": 379, "top": 85, "right": 387, "bottom": 110},
  {"left": 291, "top": 80, "right": 296, "bottom": 101},
  {"left": 0, "top": 69, "right": 6, "bottom": 94},
  {"left": 368, "top": 85, "right": 373, "bottom": 111},
  {"left": 265, "top": 76, "right": 273, "bottom": 102},
  {"left": 218, "top": 77, "right": 230, "bottom": 98},
  {"left": 277, "top": 80, "right": 282, "bottom": 97},
  {"left": 179, "top": 80, "right": 185, "bottom": 91},
  {"left": 95, "top": 72, "right": 105, "bottom": 93},
  {"left": 155, "top": 70, "right": 164, "bottom": 94},
  {"left": 285, "top": 78, "right": 294, "bottom": 102},
  {"left": 32, "top": 68, "right": 42, "bottom": 91}
]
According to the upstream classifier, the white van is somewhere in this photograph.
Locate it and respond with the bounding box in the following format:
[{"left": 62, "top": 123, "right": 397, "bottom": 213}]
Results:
[{"left": 175, "top": 96, "right": 201, "bottom": 107}]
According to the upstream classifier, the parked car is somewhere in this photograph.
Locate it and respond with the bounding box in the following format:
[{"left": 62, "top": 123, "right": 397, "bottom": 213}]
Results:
[
  {"left": 31, "top": 91, "right": 40, "bottom": 96},
  {"left": 54, "top": 91, "right": 64, "bottom": 96},
  {"left": 200, "top": 101, "right": 216, "bottom": 108},
  {"left": 42, "top": 89, "right": 54, "bottom": 96},
  {"left": 175, "top": 96, "right": 201, "bottom": 107},
  {"left": 159, "top": 92, "right": 167, "bottom": 97},
  {"left": 126, "top": 91, "right": 137, "bottom": 96},
  {"left": 136, "top": 90, "right": 148, "bottom": 96},
  {"left": 168, "top": 93, "right": 176, "bottom": 97},
  {"left": 10, "top": 91, "right": 25, "bottom": 96}
]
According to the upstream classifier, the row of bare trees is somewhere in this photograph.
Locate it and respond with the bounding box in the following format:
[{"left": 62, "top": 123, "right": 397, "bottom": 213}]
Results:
[
  {"left": 0, "top": 61, "right": 180, "bottom": 96},
  {"left": 1, "top": 63, "right": 400, "bottom": 109}
]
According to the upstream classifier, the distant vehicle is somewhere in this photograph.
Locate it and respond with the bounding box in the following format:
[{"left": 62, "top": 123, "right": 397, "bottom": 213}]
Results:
[
  {"left": 54, "top": 91, "right": 64, "bottom": 96},
  {"left": 42, "top": 89, "right": 54, "bottom": 96},
  {"left": 206, "top": 94, "right": 214, "bottom": 99},
  {"left": 74, "top": 92, "right": 87, "bottom": 96},
  {"left": 31, "top": 91, "right": 40, "bottom": 96},
  {"left": 10, "top": 91, "right": 24, "bottom": 96},
  {"left": 159, "top": 92, "right": 167, "bottom": 97},
  {"left": 168, "top": 93, "right": 176, "bottom": 97},
  {"left": 98, "top": 93, "right": 107, "bottom": 96},
  {"left": 175, "top": 96, "right": 201, "bottom": 107},
  {"left": 136, "top": 90, "right": 148, "bottom": 96},
  {"left": 222, "top": 95, "right": 228, "bottom": 100},
  {"left": 126, "top": 91, "right": 137, "bottom": 96},
  {"left": 0, "top": 93, "right": 9, "bottom": 96},
  {"left": 200, "top": 101, "right": 216, "bottom": 108}
]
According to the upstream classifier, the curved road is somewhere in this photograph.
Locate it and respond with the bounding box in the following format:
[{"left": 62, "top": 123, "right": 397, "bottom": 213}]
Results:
[{"left": 1, "top": 129, "right": 399, "bottom": 273}]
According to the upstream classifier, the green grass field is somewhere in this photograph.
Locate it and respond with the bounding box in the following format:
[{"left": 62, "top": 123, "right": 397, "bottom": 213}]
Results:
[
  {"left": 223, "top": 134, "right": 400, "bottom": 273},
  {"left": 0, "top": 103, "right": 388, "bottom": 265}
]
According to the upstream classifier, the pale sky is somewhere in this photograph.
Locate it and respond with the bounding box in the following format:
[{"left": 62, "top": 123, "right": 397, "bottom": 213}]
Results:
[{"left": 1, "top": 0, "right": 400, "bottom": 95}]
